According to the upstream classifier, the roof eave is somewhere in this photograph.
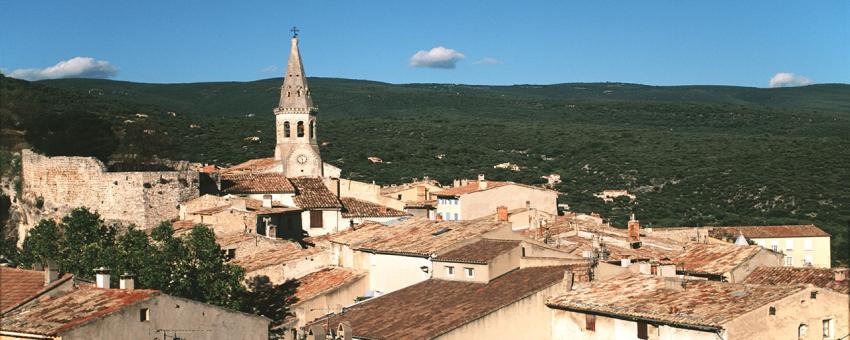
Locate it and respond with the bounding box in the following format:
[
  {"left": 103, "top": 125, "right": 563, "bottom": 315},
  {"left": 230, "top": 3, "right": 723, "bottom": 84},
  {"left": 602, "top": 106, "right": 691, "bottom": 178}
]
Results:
[{"left": 544, "top": 303, "right": 723, "bottom": 333}]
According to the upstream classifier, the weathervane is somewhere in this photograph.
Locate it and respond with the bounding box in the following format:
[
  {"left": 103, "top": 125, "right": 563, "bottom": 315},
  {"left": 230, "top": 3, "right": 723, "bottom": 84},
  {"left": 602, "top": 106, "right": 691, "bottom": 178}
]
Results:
[{"left": 290, "top": 26, "right": 299, "bottom": 38}]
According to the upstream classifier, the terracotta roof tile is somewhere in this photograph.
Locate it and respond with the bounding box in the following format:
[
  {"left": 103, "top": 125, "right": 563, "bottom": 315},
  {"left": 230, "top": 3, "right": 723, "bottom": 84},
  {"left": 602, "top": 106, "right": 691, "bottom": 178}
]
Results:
[
  {"left": 326, "top": 218, "right": 510, "bottom": 257},
  {"left": 0, "top": 287, "right": 159, "bottom": 336},
  {"left": 290, "top": 178, "right": 342, "bottom": 209},
  {"left": 222, "top": 157, "right": 279, "bottom": 174},
  {"left": 220, "top": 173, "right": 295, "bottom": 194},
  {"left": 711, "top": 225, "right": 830, "bottom": 238},
  {"left": 434, "top": 239, "right": 520, "bottom": 264},
  {"left": 312, "top": 265, "right": 570, "bottom": 339},
  {"left": 340, "top": 197, "right": 408, "bottom": 218},
  {"left": 671, "top": 244, "right": 765, "bottom": 276},
  {"left": 435, "top": 180, "right": 511, "bottom": 196},
  {"left": 293, "top": 267, "right": 366, "bottom": 304},
  {"left": 232, "top": 244, "right": 326, "bottom": 272},
  {"left": 0, "top": 267, "right": 72, "bottom": 312},
  {"left": 742, "top": 267, "right": 849, "bottom": 294},
  {"left": 547, "top": 273, "right": 805, "bottom": 330}
]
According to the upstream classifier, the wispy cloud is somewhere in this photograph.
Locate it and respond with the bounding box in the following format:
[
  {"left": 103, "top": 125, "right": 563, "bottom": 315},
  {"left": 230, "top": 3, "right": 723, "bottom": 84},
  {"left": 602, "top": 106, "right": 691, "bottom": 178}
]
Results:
[
  {"left": 9, "top": 57, "right": 118, "bottom": 81},
  {"left": 261, "top": 65, "right": 278, "bottom": 73},
  {"left": 474, "top": 57, "right": 502, "bottom": 65},
  {"left": 768, "top": 72, "right": 812, "bottom": 88},
  {"left": 410, "top": 46, "right": 465, "bottom": 69}
]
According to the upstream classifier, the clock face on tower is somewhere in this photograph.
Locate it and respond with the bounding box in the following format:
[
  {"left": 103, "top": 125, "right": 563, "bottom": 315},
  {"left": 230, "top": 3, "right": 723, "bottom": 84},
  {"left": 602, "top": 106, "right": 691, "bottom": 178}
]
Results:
[{"left": 296, "top": 154, "right": 309, "bottom": 164}]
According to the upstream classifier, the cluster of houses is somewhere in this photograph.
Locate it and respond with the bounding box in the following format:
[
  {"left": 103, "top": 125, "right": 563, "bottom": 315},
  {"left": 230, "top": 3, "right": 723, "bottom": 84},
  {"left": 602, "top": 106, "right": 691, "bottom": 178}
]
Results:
[{"left": 3, "top": 33, "right": 847, "bottom": 339}]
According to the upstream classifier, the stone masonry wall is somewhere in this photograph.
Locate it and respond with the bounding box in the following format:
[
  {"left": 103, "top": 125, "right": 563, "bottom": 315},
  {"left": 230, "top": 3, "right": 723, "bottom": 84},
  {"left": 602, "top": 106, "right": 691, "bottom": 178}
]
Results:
[{"left": 21, "top": 149, "right": 199, "bottom": 228}]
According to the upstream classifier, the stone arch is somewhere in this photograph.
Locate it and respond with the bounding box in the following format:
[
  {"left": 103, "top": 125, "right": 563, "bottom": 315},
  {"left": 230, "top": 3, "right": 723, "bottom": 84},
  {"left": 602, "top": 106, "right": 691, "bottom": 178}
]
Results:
[
  {"left": 283, "top": 121, "right": 290, "bottom": 138},
  {"left": 297, "top": 121, "right": 305, "bottom": 138}
]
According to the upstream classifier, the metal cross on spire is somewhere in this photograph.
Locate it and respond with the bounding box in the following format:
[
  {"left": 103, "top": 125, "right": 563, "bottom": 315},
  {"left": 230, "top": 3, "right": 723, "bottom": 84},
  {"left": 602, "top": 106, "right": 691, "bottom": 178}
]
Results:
[{"left": 290, "top": 26, "right": 299, "bottom": 38}]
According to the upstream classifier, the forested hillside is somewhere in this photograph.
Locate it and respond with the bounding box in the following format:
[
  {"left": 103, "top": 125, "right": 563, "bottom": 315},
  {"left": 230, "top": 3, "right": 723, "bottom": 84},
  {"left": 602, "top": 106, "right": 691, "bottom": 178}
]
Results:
[{"left": 2, "top": 75, "right": 848, "bottom": 264}]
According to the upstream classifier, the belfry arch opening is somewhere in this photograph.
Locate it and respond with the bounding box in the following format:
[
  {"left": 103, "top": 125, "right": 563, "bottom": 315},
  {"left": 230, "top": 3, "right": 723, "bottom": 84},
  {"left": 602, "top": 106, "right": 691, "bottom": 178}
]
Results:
[
  {"left": 284, "top": 121, "right": 291, "bottom": 138},
  {"left": 310, "top": 121, "right": 315, "bottom": 140},
  {"left": 297, "top": 121, "right": 305, "bottom": 138}
]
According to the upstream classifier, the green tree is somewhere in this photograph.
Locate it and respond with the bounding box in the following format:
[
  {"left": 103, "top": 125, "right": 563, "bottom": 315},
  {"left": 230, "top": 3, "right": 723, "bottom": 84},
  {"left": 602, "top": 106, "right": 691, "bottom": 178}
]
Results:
[
  {"left": 56, "top": 208, "right": 117, "bottom": 278},
  {"left": 179, "top": 225, "right": 246, "bottom": 310},
  {"left": 18, "top": 219, "right": 60, "bottom": 267},
  {"left": 241, "top": 275, "right": 300, "bottom": 326}
]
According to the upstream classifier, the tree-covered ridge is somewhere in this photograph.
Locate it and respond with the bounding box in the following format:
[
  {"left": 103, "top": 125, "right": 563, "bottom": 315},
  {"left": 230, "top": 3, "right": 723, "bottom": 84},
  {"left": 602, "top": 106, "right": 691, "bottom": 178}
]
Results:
[{"left": 2, "top": 75, "right": 848, "bottom": 265}]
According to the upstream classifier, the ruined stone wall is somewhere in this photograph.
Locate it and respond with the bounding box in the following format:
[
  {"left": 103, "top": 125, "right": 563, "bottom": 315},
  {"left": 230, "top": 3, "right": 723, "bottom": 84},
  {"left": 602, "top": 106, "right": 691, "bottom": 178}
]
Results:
[{"left": 21, "top": 150, "right": 199, "bottom": 229}]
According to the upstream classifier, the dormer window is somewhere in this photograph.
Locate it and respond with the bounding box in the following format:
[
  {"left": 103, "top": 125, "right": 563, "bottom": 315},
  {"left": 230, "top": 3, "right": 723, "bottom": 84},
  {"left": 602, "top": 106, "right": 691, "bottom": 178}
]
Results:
[{"left": 464, "top": 267, "right": 474, "bottom": 278}]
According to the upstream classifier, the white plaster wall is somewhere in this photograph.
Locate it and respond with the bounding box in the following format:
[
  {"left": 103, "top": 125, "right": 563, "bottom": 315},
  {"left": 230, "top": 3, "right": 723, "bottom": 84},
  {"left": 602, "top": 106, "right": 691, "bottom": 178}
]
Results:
[{"left": 365, "top": 252, "right": 432, "bottom": 295}]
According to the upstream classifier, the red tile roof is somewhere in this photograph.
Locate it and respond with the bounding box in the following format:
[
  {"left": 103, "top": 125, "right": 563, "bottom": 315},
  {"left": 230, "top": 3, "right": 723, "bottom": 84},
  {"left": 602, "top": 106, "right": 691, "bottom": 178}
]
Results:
[
  {"left": 290, "top": 178, "right": 343, "bottom": 209},
  {"left": 220, "top": 173, "right": 295, "bottom": 194},
  {"left": 0, "top": 287, "right": 159, "bottom": 336},
  {"left": 712, "top": 225, "right": 830, "bottom": 238},
  {"left": 433, "top": 239, "right": 520, "bottom": 264},
  {"left": 292, "top": 267, "right": 366, "bottom": 304},
  {"left": 547, "top": 273, "right": 806, "bottom": 330},
  {"left": 232, "top": 244, "right": 326, "bottom": 272},
  {"left": 0, "top": 267, "right": 72, "bottom": 313},
  {"left": 435, "top": 180, "right": 510, "bottom": 196},
  {"left": 742, "top": 267, "right": 849, "bottom": 294},
  {"left": 672, "top": 244, "right": 768, "bottom": 276},
  {"left": 221, "top": 157, "right": 280, "bottom": 174},
  {"left": 340, "top": 197, "right": 408, "bottom": 218},
  {"left": 311, "top": 265, "right": 570, "bottom": 339},
  {"left": 327, "top": 218, "right": 510, "bottom": 257}
]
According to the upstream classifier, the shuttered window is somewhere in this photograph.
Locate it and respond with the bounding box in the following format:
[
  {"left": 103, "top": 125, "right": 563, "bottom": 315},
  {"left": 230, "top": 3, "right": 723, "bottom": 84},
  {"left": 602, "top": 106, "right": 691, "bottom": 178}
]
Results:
[
  {"left": 310, "top": 210, "right": 323, "bottom": 229},
  {"left": 585, "top": 314, "right": 596, "bottom": 331},
  {"left": 637, "top": 321, "right": 648, "bottom": 339}
]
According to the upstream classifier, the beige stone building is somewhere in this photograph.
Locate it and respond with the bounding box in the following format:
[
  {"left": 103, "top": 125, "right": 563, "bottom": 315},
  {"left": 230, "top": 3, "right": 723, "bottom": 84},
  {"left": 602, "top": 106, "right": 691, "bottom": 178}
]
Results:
[
  {"left": 711, "top": 225, "right": 832, "bottom": 268},
  {"left": 435, "top": 175, "right": 557, "bottom": 221},
  {"left": 0, "top": 285, "right": 269, "bottom": 339},
  {"left": 285, "top": 267, "right": 369, "bottom": 332},
  {"left": 546, "top": 272, "right": 848, "bottom": 340}
]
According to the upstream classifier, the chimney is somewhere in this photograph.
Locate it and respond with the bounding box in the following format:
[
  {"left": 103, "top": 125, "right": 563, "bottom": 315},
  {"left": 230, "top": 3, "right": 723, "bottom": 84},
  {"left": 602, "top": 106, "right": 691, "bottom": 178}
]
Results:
[
  {"left": 262, "top": 194, "right": 273, "bottom": 208},
  {"left": 560, "top": 271, "right": 575, "bottom": 293},
  {"left": 436, "top": 213, "right": 444, "bottom": 221},
  {"left": 477, "top": 174, "right": 487, "bottom": 190},
  {"left": 461, "top": 179, "right": 469, "bottom": 187},
  {"left": 496, "top": 206, "right": 509, "bottom": 222},
  {"left": 659, "top": 264, "right": 677, "bottom": 277},
  {"left": 834, "top": 267, "right": 848, "bottom": 282},
  {"left": 44, "top": 261, "right": 59, "bottom": 286},
  {"left": 453, "top": 179, "right": 461, "bottom": 188},
  {"left": 94, "top": 267, "right": 111, "bottom": 288},
  {"left": 628, "top": 213, "right": 641, "bottom": 247},
  {"left": 663, "top": 276, "right": 684, "bottom": 291},
  {"left": 119, "top": 273, "right": 135, "bottom": 290}
]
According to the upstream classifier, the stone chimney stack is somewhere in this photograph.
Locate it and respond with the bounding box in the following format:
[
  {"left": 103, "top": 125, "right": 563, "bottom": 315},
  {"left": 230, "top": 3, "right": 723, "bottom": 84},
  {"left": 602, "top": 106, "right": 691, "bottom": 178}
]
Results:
[
  {"left": 496, "top": 206, "right": 509, "bottom": 222},
  {"left": 477, "top": 174, "right": 487, "bottom": 190},
  {"left": 44, "top": 261, "right": 59, "bottom": 286},
  {"left": 94, "top": 267, "right": 111, "bottom": 289},
  {"left": 560, "top": 271, "right": 575, "bottom": 293},
  {"left": 119, "top": 273, "right": 135, "bottom": 290},
  {"left": 628, "top": 213, "right": 641, "bottom": 247},
  {"left": 262, "top": 195, "right": 273, "bottom": 208},
  {"left": 834, "top": 267, "right": 848, "bottom": 282},
  {"left": 453, "top": 179, "right": 461, "bottom": 188}
]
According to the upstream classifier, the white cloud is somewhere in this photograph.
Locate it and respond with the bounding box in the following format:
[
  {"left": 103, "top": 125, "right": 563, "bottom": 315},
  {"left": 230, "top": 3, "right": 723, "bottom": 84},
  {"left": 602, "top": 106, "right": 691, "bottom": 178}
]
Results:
[
  {"left": 9, "top": 57, "right": 118, "bottom": 81},
  {"left": 474, "top": 57, "right": 502, "bottom": 65},
  {"left": 410, "top": 46, "right": 465, "bottom": 69},
  {"left": 261, "top": 65, "right": 278, "bottom": 73},
  {"left": 768, "top": 72, "right": 812, "bottom": 88}
]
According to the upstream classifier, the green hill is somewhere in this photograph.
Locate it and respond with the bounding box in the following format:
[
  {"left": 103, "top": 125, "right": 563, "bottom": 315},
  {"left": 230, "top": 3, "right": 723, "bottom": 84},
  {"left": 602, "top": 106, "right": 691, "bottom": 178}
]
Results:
[{"left": 3, "top": 75, "right": 849, "bottom": 265}]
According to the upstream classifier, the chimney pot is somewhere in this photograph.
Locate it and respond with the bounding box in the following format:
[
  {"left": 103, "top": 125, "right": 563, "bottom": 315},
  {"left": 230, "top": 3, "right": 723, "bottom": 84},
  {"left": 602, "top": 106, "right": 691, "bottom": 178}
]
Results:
[
  {"left": 119, "top": 273, "right": 135, "bottom": 290},
  {"left": 496, "top": 206, "right": 509, "bottom": 222},
  {"left": 94, "top": 267, "right": 111, "bottom": 289},
  {"left": 628, "top": 214, "right": 641, "bottom": 246},
  {"left": 834, "top": 267, "right": 848, "bottom": 282}
]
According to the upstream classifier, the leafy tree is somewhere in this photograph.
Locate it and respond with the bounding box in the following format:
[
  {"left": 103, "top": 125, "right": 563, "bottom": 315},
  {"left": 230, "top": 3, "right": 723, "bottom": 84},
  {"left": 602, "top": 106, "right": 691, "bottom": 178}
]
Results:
[
  {"left": 18, "top": 219, "right": 60, "bottom": 267},
  {"left": 179, "top": 225, "right": 246, "bottom": 310},
  {"left": 56, "top": 208, "right": 117, "bottom": 278}
]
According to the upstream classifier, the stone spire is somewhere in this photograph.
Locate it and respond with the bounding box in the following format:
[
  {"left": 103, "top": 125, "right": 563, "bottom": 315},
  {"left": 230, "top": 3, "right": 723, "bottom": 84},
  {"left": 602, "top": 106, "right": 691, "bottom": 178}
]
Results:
[{"left": 276, "top": 35, "right": 315, "bottom": 113}]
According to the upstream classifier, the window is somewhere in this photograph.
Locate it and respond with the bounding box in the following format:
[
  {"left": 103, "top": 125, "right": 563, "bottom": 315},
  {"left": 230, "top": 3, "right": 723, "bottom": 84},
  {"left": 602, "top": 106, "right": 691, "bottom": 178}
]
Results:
[
  {"left": 785, "top": 256, "right": 794, "bottom": 266},
  {"left": 310, "top": 210, "right": 323, "bottom": 229},
  {"left": 139, "top": 308, "right": 150, "bottom": 322},
  {"left": 226, "top": 249, "right": 236, "bottom": 260},
  {"left": 771, "top": 240, "right": 779, "bottom": 252},
  {"left": 637, "top": 321, "right": 648, "bottom": 340},
  {"left": 799, "top": 324, "right": 808, "bottom": 338},
  {"left": 297, "top": 121, "right": 305, "bottom": 137},
  {"left": 804, "top": 239, "right": 813, "bottom": 250},
  {"left": 446, "top": 266, "right": 455, "bottom": 276},
  {"left": 810, "top": 291, "right": 818, "bottom": 299},
  {"left": 309, "top": 121, "right": 315, "bottom": 139},
  {"left": 823, "top": 319, "right": 833, "bottom": 338},
  {"left": 785, "top": 240, "right": 794, "bottom": 250},
  {"left": 804, "top": 256, "right": 813, "bottom": 266},
  {"left": 585, "top": 314, "right": 596, "bottom": 331},
  {"left": 769, "top": 306, "right": 776, "bottom": 315},
  {"left": 464, "top": 267, "right": 474, "bottom": 278},
  {"left": 453, "top": 213, "right": 459, "bottom": 221},
  {"left": 283, "top": 121, "right": 291, "bottom": 138},
  {"left": 397, "top": 194, "right": 402, "bottom": 200}
]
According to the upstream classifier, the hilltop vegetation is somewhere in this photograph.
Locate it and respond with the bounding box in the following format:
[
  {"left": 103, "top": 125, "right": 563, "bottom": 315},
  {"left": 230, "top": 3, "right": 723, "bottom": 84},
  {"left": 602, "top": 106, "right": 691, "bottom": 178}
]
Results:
[{"left": 2, "top": 75, "right": 848, "bottom": 265}]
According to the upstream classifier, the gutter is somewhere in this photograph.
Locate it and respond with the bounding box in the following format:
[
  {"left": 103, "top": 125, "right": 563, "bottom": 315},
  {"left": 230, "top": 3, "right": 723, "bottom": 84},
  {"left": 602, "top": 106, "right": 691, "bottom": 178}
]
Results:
[{"left": 545, "top": 303, "right": 722, "bottom": 333}]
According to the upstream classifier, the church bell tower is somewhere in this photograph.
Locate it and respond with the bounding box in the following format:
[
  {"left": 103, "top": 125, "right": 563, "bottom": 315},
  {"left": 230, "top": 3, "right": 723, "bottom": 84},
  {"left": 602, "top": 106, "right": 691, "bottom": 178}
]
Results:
[{"left": 274, "top": 28, "right": 323, "bottom": 177}]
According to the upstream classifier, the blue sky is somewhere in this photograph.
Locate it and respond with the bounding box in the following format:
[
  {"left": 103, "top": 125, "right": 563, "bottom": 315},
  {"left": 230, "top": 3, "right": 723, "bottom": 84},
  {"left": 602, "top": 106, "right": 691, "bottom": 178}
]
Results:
[{"left": 1, "top": 1, "right": 847, "bottom": 87}]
